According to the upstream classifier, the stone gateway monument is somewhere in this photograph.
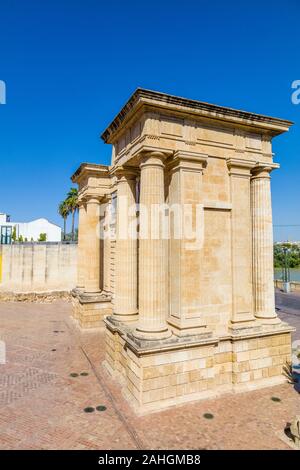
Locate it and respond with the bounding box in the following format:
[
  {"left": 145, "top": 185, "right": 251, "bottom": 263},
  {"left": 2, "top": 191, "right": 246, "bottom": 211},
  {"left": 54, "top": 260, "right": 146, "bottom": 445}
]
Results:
[{"left": 72, "top": 89, "right": 293, "bottom": 413}]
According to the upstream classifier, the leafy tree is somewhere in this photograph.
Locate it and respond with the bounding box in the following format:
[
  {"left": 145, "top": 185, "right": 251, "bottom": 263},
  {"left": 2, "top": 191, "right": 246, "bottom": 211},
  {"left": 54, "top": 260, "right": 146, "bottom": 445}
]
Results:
[
  {"left": 58, "top": 200, "right": 70, "bottom": 241},
  {"left": 18, "top": 235, "right": 23, "bottom": 242},
  {"left": 65, "top": 187, "right": 78, "bottom": 241},
  {"left": 38, "top": 233, "right": 47, "bottom": 242},
  {"left": 12, "top": 226, "right": 17, "bottom": 242},
  {"left": 274, "top": 243, "right": 300, "bottom": 269}
]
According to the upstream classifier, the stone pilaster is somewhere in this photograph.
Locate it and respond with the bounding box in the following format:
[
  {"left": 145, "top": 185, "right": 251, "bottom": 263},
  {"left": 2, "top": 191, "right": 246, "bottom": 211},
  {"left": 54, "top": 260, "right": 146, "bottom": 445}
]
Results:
[
  {"left": 76, "top": 199, "right": 87, "bottom": 290},
  {"left": 84, "top": 195, "right": 102, "bottom": 293},
  {"left": 167, "top": 150, "right": 209, "bottom": 336},
  {"left": 133, "top": 152, "right": 171, "bottom": 340},
  {"left": 227, "top": 158, "right": 256, "bottom": 330},
  {"left": 251, "top": 163, "right": 280, "bottom": 325},
  {"left": 112, "top": 167, "right": 138, "bottom": 322}
]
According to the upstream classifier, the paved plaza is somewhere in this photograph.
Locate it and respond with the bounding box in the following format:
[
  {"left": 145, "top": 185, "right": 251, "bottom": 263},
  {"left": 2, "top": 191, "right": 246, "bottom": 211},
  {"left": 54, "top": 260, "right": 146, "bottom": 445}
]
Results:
[{"left": 0, "top": 291, "right": 299, "bottom": 450}]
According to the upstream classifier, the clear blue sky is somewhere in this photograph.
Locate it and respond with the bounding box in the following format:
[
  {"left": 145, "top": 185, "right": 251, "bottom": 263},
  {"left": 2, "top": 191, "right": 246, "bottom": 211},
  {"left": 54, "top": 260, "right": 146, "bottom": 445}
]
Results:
[{"left": 0, "top": 0, "right": 299, "bottom": 240}]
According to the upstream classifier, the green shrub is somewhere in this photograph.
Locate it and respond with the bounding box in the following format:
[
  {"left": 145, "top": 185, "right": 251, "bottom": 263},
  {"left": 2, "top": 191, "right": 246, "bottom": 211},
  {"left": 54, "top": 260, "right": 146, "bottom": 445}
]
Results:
[{"left": 38, "top": 233, "right": 47, "bottom": 242}]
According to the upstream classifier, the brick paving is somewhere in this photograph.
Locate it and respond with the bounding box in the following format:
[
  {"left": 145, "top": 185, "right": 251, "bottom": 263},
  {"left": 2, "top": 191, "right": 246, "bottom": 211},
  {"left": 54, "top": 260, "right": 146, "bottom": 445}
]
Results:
[{"left": 0, "top": 297, "right": 299, "bottom": 450}]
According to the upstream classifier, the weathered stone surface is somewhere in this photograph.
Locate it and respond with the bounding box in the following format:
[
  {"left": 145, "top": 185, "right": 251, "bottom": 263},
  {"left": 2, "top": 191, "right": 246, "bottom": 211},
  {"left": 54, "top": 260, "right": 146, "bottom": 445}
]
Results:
[
  {"left": 71, "top": 290, "right": 112, "bottom": 329},
  {"left": 0, "top": 290, "right": 72, "bottom": 303},
  {"left": 73, "top": 89, "right": 294, "bottom": 413},
  {"left": 105, "top": 316, "right": 293, "bottom": 413}
]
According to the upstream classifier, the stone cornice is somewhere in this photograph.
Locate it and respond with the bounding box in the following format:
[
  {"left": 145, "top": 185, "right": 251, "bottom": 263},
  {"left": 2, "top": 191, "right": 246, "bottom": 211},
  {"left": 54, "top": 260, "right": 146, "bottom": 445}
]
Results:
[
  {"left": 71, "top": 163, "right": 110, "bottom": 184},
  {"left": 251, "top": 161, "right": 280, "bottom": 178},
  {"left": 101, "top": 88, "right": 293, "bottom": 143}
]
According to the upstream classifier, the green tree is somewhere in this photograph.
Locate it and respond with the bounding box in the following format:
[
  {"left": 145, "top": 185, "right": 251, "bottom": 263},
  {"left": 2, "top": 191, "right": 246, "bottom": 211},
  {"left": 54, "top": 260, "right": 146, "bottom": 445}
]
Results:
[
  {"left": 274, "top": 243, "right": 300, "bottom": 269},
  {"left": 65, "top": 187, "right": 78, "bottom": 241},
  {"left": 38, "top": 233, "right": 47, "bottom": 242},
  {"left": 58, "top": 200, "right": 70, "bottom": 241},
  {"left": 12, "top": 226, "right": 17, "bottom": 242},
  {"left": 18, "top": 235, "right": 23, "bottom": 243}
]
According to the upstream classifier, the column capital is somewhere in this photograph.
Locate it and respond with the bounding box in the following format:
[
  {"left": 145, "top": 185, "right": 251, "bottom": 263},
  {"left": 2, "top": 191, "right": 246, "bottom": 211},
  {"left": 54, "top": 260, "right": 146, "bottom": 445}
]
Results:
[
  {"left": 103, "top": 193, "right": 112, "bottom": 203},
  {"left": 77, "top": 196, "right": 86, "bottom": 208},
  {"left": 82, "top": 188, "right": 106, "bottom": 204},
  {"left": 140, "top": 151, "right": 167, "bottom": 169},
  {"left": 251, "top": 162, "right": 280, "bottom": 179},
  {"left": 111, "top": 165, "right": 138, "bottom": 181},
  {"left": 80, "top": 185, "right": 108, "bottom": 204},
  {"left": 227, "top": 157, "right": 256, "bottom": 177},
  {"left": 85, "top": 195, "right": 102, "bottom": 204}
]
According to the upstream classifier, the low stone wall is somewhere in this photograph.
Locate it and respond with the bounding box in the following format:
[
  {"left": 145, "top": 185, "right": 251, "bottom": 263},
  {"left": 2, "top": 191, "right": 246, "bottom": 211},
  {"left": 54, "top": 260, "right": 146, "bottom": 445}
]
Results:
[
  {"left": 0, "top": 243, "right": 77, "bottom": 293},
  {"left": 274, "top": 279, "right": 300, "bottom": 292},
  {"left": 0, "top": 290, "right": 72, "bottom": 303}
]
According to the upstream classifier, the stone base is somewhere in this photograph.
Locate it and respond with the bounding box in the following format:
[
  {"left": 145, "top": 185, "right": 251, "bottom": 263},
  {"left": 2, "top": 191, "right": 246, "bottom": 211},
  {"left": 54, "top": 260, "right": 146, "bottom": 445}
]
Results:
[
  {"left": 72, "top": 289, "right": 112, "bottom": 328},
  {"left": 0, "top": 290, "right": 72, "bottom": 303},
  {"left": 104, "top": 316, "right": 293, "bottom": 414}
]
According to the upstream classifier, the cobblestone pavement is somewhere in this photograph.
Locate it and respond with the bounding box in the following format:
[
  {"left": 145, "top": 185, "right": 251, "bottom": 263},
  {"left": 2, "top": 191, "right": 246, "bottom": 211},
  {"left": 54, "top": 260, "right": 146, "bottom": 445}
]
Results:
[{"left": 0, "top": 298, "right": 299, "bottom": 450}]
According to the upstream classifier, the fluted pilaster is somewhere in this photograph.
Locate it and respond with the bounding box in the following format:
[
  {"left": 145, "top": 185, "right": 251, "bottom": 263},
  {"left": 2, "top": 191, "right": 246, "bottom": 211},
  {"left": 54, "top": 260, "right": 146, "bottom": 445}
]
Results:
[
  {"left": 113, "top": 168, "right": 138, "bottom": 322},
  {"left": 134, "top": 153, "right": 171, "bottom": 340},
  {"left": 251, "top": 164, "right": 280, "bottom": 324}
]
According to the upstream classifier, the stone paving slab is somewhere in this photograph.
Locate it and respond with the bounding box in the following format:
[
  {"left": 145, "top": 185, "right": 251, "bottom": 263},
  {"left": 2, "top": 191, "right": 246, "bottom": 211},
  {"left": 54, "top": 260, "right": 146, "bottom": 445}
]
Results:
[{"left": 0, "top": 299, "right": 299, "bottom": 450}]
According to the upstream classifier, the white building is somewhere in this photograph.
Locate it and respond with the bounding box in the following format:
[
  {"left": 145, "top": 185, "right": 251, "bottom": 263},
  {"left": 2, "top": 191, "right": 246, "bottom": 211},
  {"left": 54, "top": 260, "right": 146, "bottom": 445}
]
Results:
[{"left": 0, "top": 213, "right": 61, "bottom": 243}]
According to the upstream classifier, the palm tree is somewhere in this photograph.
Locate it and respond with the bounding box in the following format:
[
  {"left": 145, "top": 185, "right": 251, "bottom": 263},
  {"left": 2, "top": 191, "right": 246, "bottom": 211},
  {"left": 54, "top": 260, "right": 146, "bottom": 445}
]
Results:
[
  {"left": 66, "top": 187, "right": 79, "bottom": 241},
  {"left": 58, "top": 200, "right": 69, "bottom": 241}
]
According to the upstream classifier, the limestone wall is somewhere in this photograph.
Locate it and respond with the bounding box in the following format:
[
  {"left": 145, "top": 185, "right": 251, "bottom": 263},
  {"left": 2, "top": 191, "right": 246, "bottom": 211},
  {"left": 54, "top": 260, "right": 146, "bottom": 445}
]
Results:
[
  {"left": 0, "top": 243, "right": 77, "bottom": 293},
  {"left": 105, "top": 326, "right": 292, "bottom": 413}
]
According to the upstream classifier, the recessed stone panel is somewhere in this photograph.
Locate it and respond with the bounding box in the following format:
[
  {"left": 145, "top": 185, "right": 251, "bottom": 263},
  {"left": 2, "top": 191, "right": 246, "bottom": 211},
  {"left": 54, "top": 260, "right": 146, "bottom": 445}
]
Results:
[
  {"left": 196, "top": 124, "right": 234, "bottom": 147},
  {"left": 160, "top": 115, "right": 184, "bottom": 137},
  {"left": 246, "top": 132, "right": 262, "bottom": 150}
]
